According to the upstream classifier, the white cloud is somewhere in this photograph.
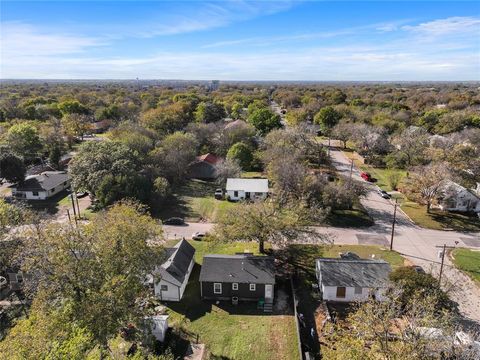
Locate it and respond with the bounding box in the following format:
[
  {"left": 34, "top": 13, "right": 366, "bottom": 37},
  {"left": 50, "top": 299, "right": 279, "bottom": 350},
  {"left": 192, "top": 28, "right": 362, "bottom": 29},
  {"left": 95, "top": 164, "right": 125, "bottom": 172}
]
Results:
[
  {"left": 0, "top": 22, "right": 105, "bottom": 58},
  {"left": 402, "top": 16, "right": 480, "bottom": 36}
]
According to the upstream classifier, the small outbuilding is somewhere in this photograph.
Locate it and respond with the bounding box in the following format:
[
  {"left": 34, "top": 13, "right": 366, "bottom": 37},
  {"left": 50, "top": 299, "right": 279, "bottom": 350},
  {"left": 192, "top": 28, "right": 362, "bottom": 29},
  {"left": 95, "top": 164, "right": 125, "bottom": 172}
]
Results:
[
  {"left": 225, "top": 178, "right": 269, "bottom": 201},
  {"left": 316, "top": 257, "right": 391, "bottom": 302},
  {"left": 144, "top": 315, "right": 169, "bottom": 342},
  {"left": 10, "top": 171, "right": 70, "bottom": 200},
  {"left": 199, "top": 254, "right": 275, "bottom": 306},
  {"left": 153, "top": 239, "right": 195, "bottom": 302},
  {"left": 187, "top": 153, "right": 220, "bottom": 180}
]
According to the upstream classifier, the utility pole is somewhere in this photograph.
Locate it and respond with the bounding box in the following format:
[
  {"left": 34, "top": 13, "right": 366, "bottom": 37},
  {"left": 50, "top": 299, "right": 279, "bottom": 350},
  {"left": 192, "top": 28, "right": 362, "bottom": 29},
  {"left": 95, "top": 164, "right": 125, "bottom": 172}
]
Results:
[
  {"left": 349, "top": 158, "right": 354, "bottom": 181},
  {"left": 390, "top": 198, "right": 398, "bottom": 251},
  {"left": 436, "top": 244, "right": 456, "bottom": 286},
  {"left": 70, "top": 191, "right": 77, "bottom": 220},
  {"left": 75, "top": 193, "right": 81, "bottom": 219}
]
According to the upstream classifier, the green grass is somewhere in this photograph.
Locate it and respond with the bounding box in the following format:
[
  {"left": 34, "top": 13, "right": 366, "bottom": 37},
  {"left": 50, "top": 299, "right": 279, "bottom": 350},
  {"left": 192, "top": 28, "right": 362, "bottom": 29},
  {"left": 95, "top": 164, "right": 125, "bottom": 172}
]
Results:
[
  {"left": 326, "top": 208, "right": 374, "bottom": 228},
  {"left": 152, "top": 179, "right": 238, "bottom": 222},
  {"left": 451, "top": 248, "right": 480, "bottom": 284},
  {"left": 241, "top": 171, "right": 264, "bottom": 178},
  {"left": 401, "top": 201, "right": 480, "bottom": 231},
  {"left": 164, "top": 241, "right": 298, "bottom": 360}
]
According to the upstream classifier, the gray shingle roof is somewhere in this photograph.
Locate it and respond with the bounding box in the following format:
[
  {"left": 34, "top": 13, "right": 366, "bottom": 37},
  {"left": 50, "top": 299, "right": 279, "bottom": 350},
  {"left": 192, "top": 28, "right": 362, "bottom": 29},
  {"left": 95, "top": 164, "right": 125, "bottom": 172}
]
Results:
[
  {"left": 12, "top": 171, "right": 69, "bottom": 192},
  {"left": 316, "top": 258, "right": 391, "bottom": 288},
  {"left": 155, "top": 240, "right": 195, "bottom": 286},
  {"left": 199, "top": 254, "right": 275, "bottom": 284}
]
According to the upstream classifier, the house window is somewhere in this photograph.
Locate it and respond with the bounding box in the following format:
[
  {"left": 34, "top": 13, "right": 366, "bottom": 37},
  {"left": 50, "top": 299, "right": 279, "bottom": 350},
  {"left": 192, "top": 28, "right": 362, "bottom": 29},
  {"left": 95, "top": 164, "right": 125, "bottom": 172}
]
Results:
[
  {"left": 336, "top": 287, "right": 346, "bottom": 298},
  {"left": 234, "top": 191, "right": 238, "bottom": 197},
  {"left": 32, "top": 191, "right": 39, "bottom": 196},
  {"left": 214, "top": 283, "right": 222, "bottom": 294},
  {"left": 161, "top": 285, "right": 168, "bottom": 291},
  {"left": 249, "top": 283, "right": 256, "bottom": 291},
  {"left": 232, "top": 283, "right": 238, "bottom": 290},
  {"left": 354, "top": 287, "right": 362, "bottom": 295}
]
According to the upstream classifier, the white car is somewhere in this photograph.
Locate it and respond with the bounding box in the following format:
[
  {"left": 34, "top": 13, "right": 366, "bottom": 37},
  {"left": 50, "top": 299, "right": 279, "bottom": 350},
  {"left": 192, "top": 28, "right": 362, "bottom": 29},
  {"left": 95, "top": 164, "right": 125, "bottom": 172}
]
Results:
[{"left": 192, "top": 232, "right": 207, "bottom": 241}]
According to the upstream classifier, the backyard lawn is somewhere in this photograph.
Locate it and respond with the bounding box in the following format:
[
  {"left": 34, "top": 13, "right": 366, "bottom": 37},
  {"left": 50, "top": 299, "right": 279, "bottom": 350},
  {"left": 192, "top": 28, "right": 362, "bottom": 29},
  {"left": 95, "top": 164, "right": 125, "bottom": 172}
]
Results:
[
  {"left": 451, "top": 248, "right": 480, "bottom": 284},
  {"left": 152, "top": 179, "right": 237, "bottom": 222},
  {"left": 164, "top": 240, "right": 298, "bottom": 360}
]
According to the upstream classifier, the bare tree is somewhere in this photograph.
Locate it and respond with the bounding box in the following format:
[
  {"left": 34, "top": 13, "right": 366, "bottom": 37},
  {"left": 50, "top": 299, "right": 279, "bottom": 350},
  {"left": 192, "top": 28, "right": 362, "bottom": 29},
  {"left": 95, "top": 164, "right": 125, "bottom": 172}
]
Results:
[{"left": 404, "top": 163, "right": 450, "bottom": 212}]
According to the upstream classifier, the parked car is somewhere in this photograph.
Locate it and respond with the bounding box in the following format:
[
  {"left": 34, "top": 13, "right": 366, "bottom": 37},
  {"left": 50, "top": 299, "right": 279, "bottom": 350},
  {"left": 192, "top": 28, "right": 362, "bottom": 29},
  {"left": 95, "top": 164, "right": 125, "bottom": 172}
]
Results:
[
  {"left": 214, "top": 188, "right": 223, "bottom": 200},
  {"left": 76, "top": 191, "right": 89, "bottom": 198},
  {"left": 411, "top": 265, "right": 426, "bottom": 274},
  {"left": 378, "top": 189, "right": 391, "bottom": 199},
  {"left": 360, "top": 172, "right": 372, "bottom": 182},
  {"left": 192, "top": 232, "right": 207, "bottom": 241},
  {"left": 164, "top": 217, "right": 185, "bottom": 225}
]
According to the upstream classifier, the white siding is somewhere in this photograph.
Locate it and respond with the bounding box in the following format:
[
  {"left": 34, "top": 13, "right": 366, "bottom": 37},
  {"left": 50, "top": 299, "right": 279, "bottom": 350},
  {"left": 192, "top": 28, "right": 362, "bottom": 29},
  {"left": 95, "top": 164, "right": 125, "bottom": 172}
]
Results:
[
  {"left": 321, "top": 284, "right": 387, "bottom": 302},
  {"left": 154, "top": 280, "right": 179, "bottom": 301},
  {"left": 178, "top": 258, "right": 194, "bottom": 300},
  {"left": 226, "top": 190, "right": 267, "bottom": 201},
  {"left": 12, "top": 180, "right": 70, "bottom": 200},
  {"left": 153, "top": 258, "right": 195, "bottom": 302}
]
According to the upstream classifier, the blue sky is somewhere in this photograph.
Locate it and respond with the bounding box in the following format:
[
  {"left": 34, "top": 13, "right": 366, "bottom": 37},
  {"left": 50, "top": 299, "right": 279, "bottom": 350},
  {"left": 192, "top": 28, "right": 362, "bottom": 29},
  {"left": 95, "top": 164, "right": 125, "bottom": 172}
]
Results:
[{"left": 1, "top": 1, "right": 479, "bottom": 80}]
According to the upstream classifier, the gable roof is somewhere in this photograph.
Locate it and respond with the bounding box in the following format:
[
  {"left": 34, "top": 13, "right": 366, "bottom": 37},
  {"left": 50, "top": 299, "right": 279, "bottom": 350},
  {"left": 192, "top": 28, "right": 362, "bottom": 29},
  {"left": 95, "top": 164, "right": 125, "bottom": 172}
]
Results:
[
  {"left": 316, "top": 258, "right": 391, "bottom": 288},
  {"left": 226, "top": 178, "right": 269, "bottom": 193},
  {"left": 224, "top": 119, "right": 247, "bottom": 130},
  {"left": 155, "top": 239, "right": 195, "bottom": 287},
  {"left": 196, "top": 153, "right": 220, "bottom": 165},
  {"left": 199, "top": 254, "right": 275, "bottom": 284},
  {"left": 12, "top": 171, "right": 69, "bottom": 192}
]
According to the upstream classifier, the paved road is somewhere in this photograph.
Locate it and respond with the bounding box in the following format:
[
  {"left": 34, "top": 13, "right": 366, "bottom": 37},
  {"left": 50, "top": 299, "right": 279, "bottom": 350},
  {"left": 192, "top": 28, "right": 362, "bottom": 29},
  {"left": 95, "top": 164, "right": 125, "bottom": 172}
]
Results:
[
  {"left": 163, "top": 222, "right": 214, "bottom": 240},
  {"left": 325, "top": 147, "right": 480, "bottom": 322}
]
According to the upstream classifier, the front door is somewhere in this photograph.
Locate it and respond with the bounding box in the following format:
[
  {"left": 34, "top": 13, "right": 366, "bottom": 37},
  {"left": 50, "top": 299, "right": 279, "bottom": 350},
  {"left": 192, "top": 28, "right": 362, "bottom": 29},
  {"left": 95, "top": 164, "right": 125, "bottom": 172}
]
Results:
[
  {"left": 245, "top": 192, "right": 251, "bottom": 199},
  {"left": 265, "top": 284, "right": 273, "bottom": 300}
]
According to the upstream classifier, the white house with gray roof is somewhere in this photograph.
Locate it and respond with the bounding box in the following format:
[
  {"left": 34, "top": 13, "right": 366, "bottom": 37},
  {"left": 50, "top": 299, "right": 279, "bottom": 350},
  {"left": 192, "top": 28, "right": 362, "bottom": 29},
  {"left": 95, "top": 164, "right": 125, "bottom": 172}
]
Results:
[
  {"left": 225, "top": 178, "right": 269, "bottom": 201},
  {"left": 152, "top": 239, "right": 195, "bottom": 302},
  {"left": 316, "top": 257, "right": 391, "bottom": 302},
  {"left": 10, "top": 171, "right": 70, "bottom": 200}
]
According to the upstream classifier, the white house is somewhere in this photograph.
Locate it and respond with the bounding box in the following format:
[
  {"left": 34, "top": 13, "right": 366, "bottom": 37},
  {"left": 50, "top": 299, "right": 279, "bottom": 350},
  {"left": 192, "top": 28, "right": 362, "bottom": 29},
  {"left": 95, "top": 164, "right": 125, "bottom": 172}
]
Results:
[
  {"left": 152, "top": 239, "right": 195, "bottom": 302},
  {"left": 316, "top": 256, "right": 391, "bottom": 302},
  {"left": 436, "top": 181, "right": 480, "bottom": 213},
  {"left": 10, "top": 171, "right": 70, "bottom": 200},
  {"left": 225, "top": 178, "right": 269, "bottom": 201}
]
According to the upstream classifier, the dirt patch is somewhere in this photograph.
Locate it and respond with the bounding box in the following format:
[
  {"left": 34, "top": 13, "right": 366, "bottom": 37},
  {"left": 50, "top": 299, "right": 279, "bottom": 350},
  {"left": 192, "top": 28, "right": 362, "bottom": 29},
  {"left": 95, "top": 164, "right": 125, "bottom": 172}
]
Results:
[{"left": 274, "top": 288, "right": 289, "bottom": 313}]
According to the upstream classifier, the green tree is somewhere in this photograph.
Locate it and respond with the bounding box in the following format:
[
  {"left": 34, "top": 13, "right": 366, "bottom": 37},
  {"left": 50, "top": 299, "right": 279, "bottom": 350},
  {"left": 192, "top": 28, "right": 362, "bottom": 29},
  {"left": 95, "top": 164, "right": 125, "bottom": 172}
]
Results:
[
  {"left": 313, "top": 106, "right": 341, "bottom": 134},
  {"left": 17, "top": 203, "right": 163, "bottom": 350},
  {"left": 0, "top": 151, "right": 26, "bottom": 183},
  {"left": 68, "top": 141, "right": 142, "bottom": 197},
  {"left": 96, "top": 174, "right": 152, "bottom": 207},
  {"left": 6, "top": 123, "right": 43, "bottom": 161},
  {"left": 62, "top": 113, "right": 92, "bottom": 140},
  {"left": 150, "top": 132, "right": 198, "bottom": 183},
  {"left": 215, "top": 198, "right": 331, "bottom": 253},
  {"left": 194, "top": 101, "right": 226, "bottom": 123},
  {"left": 226, "top": 142, "right": 253, "bottom": 170},
  {"left": 141, "top": 102, "right": 191, "bottom": 135},
  {"left": 247, "top": 108, "right": 282, "bottom": 135},
  {"left": 57, "top": 100, "right": 90, "bottom": 116}
]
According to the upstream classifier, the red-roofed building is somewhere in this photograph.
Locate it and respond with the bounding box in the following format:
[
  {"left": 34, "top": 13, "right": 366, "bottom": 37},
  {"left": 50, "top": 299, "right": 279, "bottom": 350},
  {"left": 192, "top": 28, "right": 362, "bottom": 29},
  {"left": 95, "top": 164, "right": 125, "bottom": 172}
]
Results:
[{"left": 187, "top": 153, "right": 221, "bottom": 180}]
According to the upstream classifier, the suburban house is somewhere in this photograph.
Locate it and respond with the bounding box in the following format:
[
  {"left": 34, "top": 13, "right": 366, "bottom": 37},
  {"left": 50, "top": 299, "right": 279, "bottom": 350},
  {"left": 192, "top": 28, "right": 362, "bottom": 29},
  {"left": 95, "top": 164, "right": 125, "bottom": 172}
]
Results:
[
  {"left": 187, "top": 153, "right": 220, "bottom": 180},
  {"left": 152, "top": 239, "right": 195, "bottom": 302},
  {"left": 10, "top": 171, "right": 70, "bottom": 200},
  {"left": 316, "top": 256, "right": 391, "bottom": 302},
  {"left": 199, "top": 254, "right": 275, "bottom": 311},
  {"left": 436, "top": 180, "right": 480, "bottom": 213},
  {"left": 225, "top": 178, "right": 269, "bottom": 201}
]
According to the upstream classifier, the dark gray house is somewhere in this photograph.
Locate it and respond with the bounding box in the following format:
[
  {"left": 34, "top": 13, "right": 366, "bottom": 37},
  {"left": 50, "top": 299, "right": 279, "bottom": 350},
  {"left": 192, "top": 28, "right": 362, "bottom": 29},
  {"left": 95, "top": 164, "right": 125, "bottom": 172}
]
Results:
[{"left": 199, "top": 254, "right": 275, "bottom": 306}]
